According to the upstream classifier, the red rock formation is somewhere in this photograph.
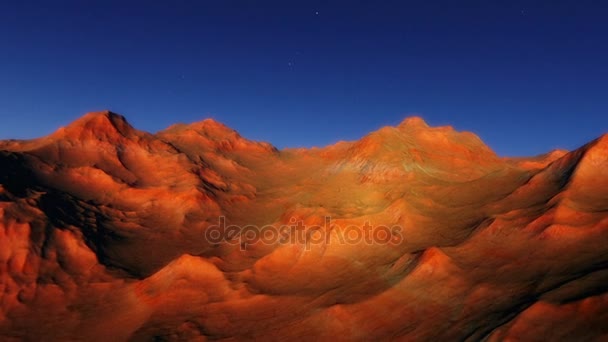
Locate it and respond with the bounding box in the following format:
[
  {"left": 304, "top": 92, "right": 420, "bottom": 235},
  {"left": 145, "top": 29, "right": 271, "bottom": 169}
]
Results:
[{"left": 1, "top": 111, "right": 607, "bottom": 341}]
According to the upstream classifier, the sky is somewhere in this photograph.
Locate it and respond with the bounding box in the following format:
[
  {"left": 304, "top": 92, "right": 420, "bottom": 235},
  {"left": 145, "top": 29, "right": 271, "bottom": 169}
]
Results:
[{"left": 0, "top": 0, "right": 607, "bottom": 156}]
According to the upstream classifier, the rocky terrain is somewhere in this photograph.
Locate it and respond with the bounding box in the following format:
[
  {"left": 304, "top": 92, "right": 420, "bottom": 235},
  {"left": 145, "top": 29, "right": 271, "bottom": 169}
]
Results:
[{"left": 1, "top": 111, "right": 607, "bottom": 341}]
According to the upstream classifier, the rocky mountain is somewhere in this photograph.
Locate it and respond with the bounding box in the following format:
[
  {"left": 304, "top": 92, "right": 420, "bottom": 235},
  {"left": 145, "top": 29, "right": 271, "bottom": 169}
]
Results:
[{"left": 1, "top": 111, "right": 607, "bottom": 341}]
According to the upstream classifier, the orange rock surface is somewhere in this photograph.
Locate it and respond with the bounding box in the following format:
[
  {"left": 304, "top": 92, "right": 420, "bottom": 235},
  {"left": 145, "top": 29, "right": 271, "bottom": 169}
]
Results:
[{"left": 1, "top": 111, "right": 607, "bottom": 341}]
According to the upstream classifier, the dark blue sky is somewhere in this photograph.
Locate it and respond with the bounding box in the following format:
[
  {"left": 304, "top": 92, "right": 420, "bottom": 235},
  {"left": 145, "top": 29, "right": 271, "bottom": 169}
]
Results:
[{"left": 1, "top": 0, "right": 607, "bottom": 156}]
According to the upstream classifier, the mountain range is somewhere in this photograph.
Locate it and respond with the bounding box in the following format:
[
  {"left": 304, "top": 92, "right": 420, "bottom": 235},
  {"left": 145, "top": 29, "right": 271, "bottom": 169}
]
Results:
[{"left": 1, "top": 111, "right": 607, "bottom": 341}]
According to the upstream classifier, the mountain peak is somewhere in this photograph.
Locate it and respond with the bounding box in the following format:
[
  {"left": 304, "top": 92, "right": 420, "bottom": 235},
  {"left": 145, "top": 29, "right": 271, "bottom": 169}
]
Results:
[
  {"left": 593, "top": 133, "right": 608, "bottom": 149},
  {"left": 578, "top": 133, "right": 608, "bottom": 166},
  {"left": 74, "top": 110, "right": 126, "bottom": 124},
  {"left": 56, "top": 110, "right": 136, "bottom": 139},
  {"left": 158, "top": 118, "right": 277, "bottom": 154},
  {"left": 189, "top": 118, "right": 235, "bottom": 134},
  {"left": 398, "top": 116, "right": 429, "bottom": 129},
  {"left": 162, "top": 118, "right": 236, "bottom": 136}
]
